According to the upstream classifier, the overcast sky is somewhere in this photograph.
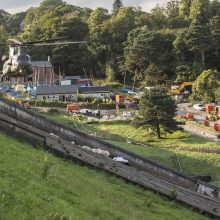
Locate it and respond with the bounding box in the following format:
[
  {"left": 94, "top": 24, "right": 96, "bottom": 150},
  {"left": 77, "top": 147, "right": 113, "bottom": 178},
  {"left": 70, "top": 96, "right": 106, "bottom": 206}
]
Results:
[{"left": 0, "top": 0, "right": 168, "bottom": 14}]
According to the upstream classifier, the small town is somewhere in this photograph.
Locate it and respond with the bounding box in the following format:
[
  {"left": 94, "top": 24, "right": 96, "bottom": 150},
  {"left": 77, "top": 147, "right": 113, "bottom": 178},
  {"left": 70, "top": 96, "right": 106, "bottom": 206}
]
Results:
[{"left": 0, "top": 0, "right": 220, "bottom": 220}]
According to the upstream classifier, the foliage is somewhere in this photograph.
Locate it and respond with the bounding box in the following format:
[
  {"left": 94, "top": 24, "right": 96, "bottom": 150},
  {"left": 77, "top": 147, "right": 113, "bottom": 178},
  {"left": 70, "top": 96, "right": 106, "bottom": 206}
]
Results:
[
  {"left": 28, "top": 100, "right": 70, "bottom": 107},
  {"left": 112, "top": 0, "right": 123, "bottom": 14},
  {"left": 44, "top": 112, "right": 220, "bottom": 186},
  {"left": 1, "top": 0, "right": 220, "bottom": 97},
  {"left": 124, "top": 27, "right": 175, "bottom": 81},
  {"left": 0, "top": 25, "right": 7, "bottom": 68},
  {"left": 80, "top": 102, "right": 125, "bottom": 110},
  {"left": 179, "top": 0, "right": 193, "bottom": 19},
  {"left": 105, "top": 63, "right": 115, "bottom": 83},
  {"left": 185, "top": 20, "right": 212, "bottom": 65},
  {"left": 141, "top": 63, "right": 161, "bottom": 87},
  {"left": 175, "top": 64, "right": 203, "bottom": 83},
  {"left": 135, "top": 88, "right": 177, "bottom": 138},
  {"left": 189, "top": 0, "right": 211, "bottom": 23},
  {"left": 214, "top": 86, "right": 220, "bottom": 104},
  {"left": 210, "top": 16, "right": 220, "bottom": 68},
  {"left": 191, "top": 69, "right": 220, "bottom": 102}
]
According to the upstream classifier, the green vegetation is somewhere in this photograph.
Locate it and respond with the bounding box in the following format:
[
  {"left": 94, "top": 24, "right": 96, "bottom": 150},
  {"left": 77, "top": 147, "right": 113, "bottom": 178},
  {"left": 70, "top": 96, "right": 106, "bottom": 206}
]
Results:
[
  {"left": 1, "top": 0, "right": 220, "bottom": 84},
  {"left": 191, "top": 69, "right": 220, "bottom": 103},
  {"left": 41, "top": 111, "right": 220, "bottom": 186},
  {"left": 136, "top": 88, "right": 177, "bottom": 138},
  {"left": 0, "top": 132, "right": 212, "bottom": 220}
]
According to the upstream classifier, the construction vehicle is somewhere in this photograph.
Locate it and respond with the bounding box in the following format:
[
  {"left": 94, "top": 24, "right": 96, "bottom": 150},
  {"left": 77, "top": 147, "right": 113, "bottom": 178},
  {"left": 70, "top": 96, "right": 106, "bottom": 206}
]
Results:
[
  {"left": 170, "top": 82, "right": 193, "bottom": 95},
  {"left": 67, "top": 103, "right": 80, "bottom": 113},
  {"left": 115, "top": 95, "right": 125, "bottom": 103},
  {"left": 205, "top": 104, "right": 220, "bottom": 121},
  {"left": 177, "top": 112, "right": 194, "bottom": 120},
  {"left": 214, "top": 121, "right": 220, "bottom": 132}
]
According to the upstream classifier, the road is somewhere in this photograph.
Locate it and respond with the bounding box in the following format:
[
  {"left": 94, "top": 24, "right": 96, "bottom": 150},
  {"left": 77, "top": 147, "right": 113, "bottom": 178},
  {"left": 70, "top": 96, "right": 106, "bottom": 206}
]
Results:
[{"left": 177, "top": 103, "right": 210, "bottom": 123}]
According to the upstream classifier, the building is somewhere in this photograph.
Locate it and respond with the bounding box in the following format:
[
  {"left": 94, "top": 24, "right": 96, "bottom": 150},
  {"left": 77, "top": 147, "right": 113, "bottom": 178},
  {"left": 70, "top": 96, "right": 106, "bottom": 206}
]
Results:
[
  {"left": 77, "top": 79, "right": 93, "bottom": 87},
  {"left": 61, "top": 76, "right": 81, "bottom": 86},
  {"left": 31, "top": 61, "right": 59, "bottom": 86},
  {"left": 78, "top": 86, "right": 112, "bottom": 99},
  {"left": 36, "top": 85, "right": 78, "bottom": 102}
]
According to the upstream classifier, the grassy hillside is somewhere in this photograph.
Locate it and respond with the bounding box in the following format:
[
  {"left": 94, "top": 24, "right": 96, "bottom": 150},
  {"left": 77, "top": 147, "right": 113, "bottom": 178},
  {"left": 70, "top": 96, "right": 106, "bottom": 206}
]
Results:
[
  {"left": 0, "top": 132, "right": 213, "bottom": 220},
  {"left": 42, "top": 112, "right": 220, "bottom": 186}
]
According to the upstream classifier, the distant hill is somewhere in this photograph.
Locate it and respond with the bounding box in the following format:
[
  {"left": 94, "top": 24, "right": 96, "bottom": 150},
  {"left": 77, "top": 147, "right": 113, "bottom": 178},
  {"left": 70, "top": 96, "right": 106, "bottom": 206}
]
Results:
[{"left": 0, "top": 9, "right": 10, "bottom": 18}]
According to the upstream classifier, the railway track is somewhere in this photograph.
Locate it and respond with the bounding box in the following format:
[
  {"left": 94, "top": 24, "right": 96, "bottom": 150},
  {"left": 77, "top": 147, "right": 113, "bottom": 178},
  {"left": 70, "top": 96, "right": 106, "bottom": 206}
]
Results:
[{"left": 0, "top": 98, "right": 219, "bottom": 218}]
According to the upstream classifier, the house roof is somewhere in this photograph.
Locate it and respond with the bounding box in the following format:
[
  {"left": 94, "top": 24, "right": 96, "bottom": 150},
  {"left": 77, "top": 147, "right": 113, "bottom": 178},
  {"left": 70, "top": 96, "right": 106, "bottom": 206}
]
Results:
[
  {"left": 78, "top": 86, "right": 112, "bottom": 94},
  {"left": 64, "top": 76, "right": 81, "bottom": 80},
  {"left": 36, "top": 85, "right": 78, "bottom": 95},
  {"left": 31, "top": 61, "right": 53, "bottom": 68}
]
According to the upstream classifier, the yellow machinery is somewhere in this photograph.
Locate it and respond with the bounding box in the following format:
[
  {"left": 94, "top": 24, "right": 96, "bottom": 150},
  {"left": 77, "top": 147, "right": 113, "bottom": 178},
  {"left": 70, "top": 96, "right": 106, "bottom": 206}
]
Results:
[
  {"left": 206, "top": 113, "right": 219, "bottom": 121},
  {"left": 170, "top": 82, "right": 193, "bottom": 95}
]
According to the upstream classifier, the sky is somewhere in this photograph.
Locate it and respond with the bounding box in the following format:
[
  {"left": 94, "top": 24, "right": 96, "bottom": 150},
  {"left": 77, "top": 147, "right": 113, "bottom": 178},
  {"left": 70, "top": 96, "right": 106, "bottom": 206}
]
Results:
[{"left": 0, "top": 0, "right": 168, "bottom": 14}]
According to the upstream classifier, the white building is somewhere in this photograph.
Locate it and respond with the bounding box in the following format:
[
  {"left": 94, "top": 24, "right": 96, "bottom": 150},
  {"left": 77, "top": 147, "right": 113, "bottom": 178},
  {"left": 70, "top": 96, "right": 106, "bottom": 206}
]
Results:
[
  {"left": 36, "top": 85, "right": 78, "bottom": 102},
  {"left": 78, "top": 86, "right": 112, "bottom": 99}
]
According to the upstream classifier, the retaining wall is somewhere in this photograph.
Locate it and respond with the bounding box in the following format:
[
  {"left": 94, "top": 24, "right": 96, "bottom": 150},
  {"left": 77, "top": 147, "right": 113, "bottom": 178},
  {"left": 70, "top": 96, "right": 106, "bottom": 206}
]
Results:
[{"left": 0, "top": 98, "right": 219, "bottom": 200}]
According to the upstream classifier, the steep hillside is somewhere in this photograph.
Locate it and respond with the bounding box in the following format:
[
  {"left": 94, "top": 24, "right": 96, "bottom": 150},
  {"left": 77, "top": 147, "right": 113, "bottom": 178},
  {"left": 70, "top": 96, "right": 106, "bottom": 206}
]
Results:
[{"left": 0, "top": 132, "right": 211, "bottom": 220}]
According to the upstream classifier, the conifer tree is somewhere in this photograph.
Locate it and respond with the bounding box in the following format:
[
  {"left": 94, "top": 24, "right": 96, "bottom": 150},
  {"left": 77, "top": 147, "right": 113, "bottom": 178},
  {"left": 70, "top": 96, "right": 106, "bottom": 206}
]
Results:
[
  {"left": 136, "top": 88, "right": 177, "bottom": 139},
  {"left": 186, "top": 20, "right": 211, "bottom": 65},
  {"left": 112, "top": 0, "right": 123, "bottom": 14}
]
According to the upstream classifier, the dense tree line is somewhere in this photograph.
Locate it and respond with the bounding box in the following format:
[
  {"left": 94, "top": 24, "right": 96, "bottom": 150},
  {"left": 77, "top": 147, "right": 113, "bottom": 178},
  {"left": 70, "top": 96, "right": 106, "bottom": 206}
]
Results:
[{"left": 0, "top": 0, "right": 220, "bottom": 84}]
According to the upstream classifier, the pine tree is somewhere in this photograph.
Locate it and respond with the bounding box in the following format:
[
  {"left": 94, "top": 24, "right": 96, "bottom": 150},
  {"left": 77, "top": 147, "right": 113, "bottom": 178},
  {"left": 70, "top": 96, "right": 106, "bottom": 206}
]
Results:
[
  {"left": 179, "top": 0, "right": 193, "bottom": 19},
  {"left": 189, "top": 0, "right": 211, "bottom": 23},
  {"left": 186, "top": 20, "right": 212, "bottom": 65},
  {"left": 136, "top": 88, "right": 177, "bottom": 139},
  {"left": 112, "top": 0, "right": 123, "bottom": 14},
  {"left": 211, "top": 16, "right": 220, "bottom": 56}
]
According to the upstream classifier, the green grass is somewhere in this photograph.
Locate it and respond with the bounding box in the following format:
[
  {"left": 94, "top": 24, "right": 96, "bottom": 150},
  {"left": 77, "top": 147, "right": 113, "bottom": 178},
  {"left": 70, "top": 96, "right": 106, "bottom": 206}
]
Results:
[
  {"left": 0, "top": 133, "right": 213, "bottom": 220},
  {"left": 41, "top": 112, "right": 220, "bottom": 186}
]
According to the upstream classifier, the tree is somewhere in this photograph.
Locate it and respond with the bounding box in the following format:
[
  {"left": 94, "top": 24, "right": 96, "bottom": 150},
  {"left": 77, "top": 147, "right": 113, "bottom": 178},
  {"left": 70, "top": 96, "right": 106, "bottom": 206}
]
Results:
[
  {"left": 186, "top": 20, "right": 212, "bottom": 65},
  {"left": 211, "top": 16, "right": 220, "bottom": 56},
  {"left": 0, "top": 25, "right": 7, "bottom": 68},
  {"left": 175, "top": 64, "right": 202, "bottom": 83},
  {"left": 105, "top": 64, "right": 115, "bottom": 83},
  {"left": 137, "top": 88, "right": 177, "bottom": 138},
  {"left": 179, "top": 0, "right": 192, "bottom": 19},
  {"left": 214, "top": 85, "right": 220, "bottom": 103},
  {"left": 112, "top": 0, "right": 123, "bottom": 14},
  {"left": 141, "top": 63, "right": 161, "bottom": 87},
  {"left": 210, "top": 0, "right": 220, "bottom": 17},
  {"left": 189, "top": 0, "right": 211, "bottom": 23},
  {"left": 166, "top": 0, "right": 180, "bottom": 19},
  {"left": 124, "top": 27, "right": 175, "bottom": 80},
  {"left": 192, "top": 69, "right": 220, "bottom": 102},
  {"left": 89, "top": 7, "right": 137, "bottom": 74},
  {"left": 150, "top": 5, "right": 168, "bottom": 29}
]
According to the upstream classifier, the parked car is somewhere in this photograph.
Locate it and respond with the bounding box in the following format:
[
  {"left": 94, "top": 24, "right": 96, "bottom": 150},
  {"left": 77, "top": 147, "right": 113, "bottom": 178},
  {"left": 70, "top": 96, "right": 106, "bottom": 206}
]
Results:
[{"left": 193, "top": 104, "right": 205, "bottom": 111}]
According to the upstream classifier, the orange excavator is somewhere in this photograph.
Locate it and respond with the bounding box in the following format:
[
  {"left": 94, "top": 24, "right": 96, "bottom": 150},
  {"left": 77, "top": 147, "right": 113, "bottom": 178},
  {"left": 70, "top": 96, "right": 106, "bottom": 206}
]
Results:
[{"left": 170, "top": 82, "right": 193, "bottom": 95}]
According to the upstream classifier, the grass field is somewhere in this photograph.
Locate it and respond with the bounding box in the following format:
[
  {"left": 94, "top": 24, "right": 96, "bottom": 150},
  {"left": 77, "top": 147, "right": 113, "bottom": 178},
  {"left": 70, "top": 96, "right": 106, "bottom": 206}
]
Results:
[
  {"left": 0, "top": 133, "right": 213, "bottom": 220},
  {"left": 42, "top": 112, "right": 220, "bottom": 186}
]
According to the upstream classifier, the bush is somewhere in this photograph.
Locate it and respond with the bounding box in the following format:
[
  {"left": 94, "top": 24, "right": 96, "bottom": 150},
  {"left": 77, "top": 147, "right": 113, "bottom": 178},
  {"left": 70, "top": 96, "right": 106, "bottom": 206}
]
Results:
[
  {"left": 28, "top": 100, "right": 70, "bottom": 108},
  {"left": 80, "top": 102, "right": 125, "bottom": 110}
]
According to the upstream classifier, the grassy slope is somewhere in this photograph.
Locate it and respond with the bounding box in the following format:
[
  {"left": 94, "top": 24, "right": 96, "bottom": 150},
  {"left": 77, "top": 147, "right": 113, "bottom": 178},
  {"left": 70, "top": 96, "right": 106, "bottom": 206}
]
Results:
[
  {"left": 42, "top": 112, "right": 220, "bottom": 186},
  {"left": 0, "top": 133, "right": 211, "bottom": 220}
]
